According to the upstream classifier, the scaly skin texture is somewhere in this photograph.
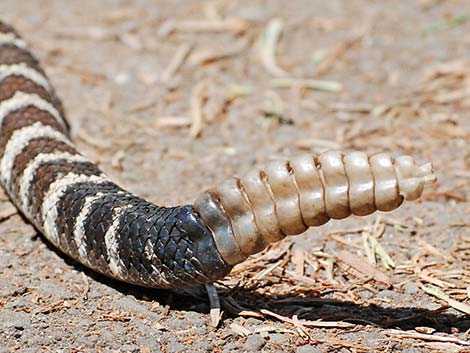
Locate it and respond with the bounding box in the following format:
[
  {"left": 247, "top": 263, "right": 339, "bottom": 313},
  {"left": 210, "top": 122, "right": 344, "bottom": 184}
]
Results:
[
  {"left": 0, "top": 21, "right": 231, "bottom": 288},
  {"left": 0, "top": 20, "right": 435, "bottom": 287}
]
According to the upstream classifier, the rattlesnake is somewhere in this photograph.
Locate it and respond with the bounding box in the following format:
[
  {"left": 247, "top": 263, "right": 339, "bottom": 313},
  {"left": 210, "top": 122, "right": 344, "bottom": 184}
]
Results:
[{"left": 0, "top": 21, "right": 435, "bottom": 288}]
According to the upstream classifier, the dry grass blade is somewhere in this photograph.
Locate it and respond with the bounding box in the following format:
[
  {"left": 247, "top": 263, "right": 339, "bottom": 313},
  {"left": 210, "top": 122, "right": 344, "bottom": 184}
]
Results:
[
  {"left": 271, "top": 77, "right": 343, "bottom": 92},
  {"left": 160, "top": 43, "right": 192, "bottom": 83},
  {"left": 335, "top": 250, "right": 392, "bottom": 285},
  {"left": 99, "top": 311, "right": 132, "bottom": 322},
  {"left": 291, "top": 245, "right": 305, "bottom": 276},
  {"left": 323, "top": 227, "right": 367, "bottom": 237},
  {"left": 189, "top": 38, "right": 249, "bottom": 66},
  {"left": 327, "top": 102, "right": 374, "bottom": 113},
  {"left": 418, "top": 341, "right": 466, "bottom": 352},
  {"left": 252, "top": 259, "right": 285, "bottom": 280},
  {"left": 34, "top": 300, "right": 75, "bottom": 315},
  {"left": 155, "top": 116, "right": 191, "bottom": 129},
  {"left": 252, "top": 326, "right": 296, "bottom": 335},
  {"left": 315, "top": 33, "right": 363, "bottom": 75},
  {"left": 300, "top": 320, "right": 355, "bottom": 329},
  {"left": 362, "top": 221, "right": 395, "bottom": 270},
  {"left": 386, "top": 329, "right": 470, "bottom": 346},
  {"left": 230, "top": 323, "right": 252, "bottom": 337},
  {"left": 421, "top": 284, "right": 470, "bottom": 315},
  {"left": 291, "top": 315, "right": 310, "bottom": 340},
  {"left": 258, "top": 310, "right": 306, "bottom": 336},
  {"left": 260, "top": 18, "right": 289, "bottom": 77},
  {"left": 225, "top": 84, "right": 253, "bottom": 101},
  {"left": 362, "top": 231, "right": 377, "bottom": 266},
  {"left": 158, "top": 18, "right": 248, "bottom": 36},
  {"left": 416, "top": 271, "right": 455, "bottom": 288},
  {"left": 189, "top": 81, "right": 208, "bottom": 138},
  {"left": 260, "top": 309, "right": 355, "bottom": 329},
  {"left": 374, "top": 241, "right": 396, "bottom": 270}
]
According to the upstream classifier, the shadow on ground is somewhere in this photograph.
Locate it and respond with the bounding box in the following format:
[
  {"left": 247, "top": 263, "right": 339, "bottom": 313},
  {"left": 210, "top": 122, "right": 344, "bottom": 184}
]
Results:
[{"left": 39, "top": 231, "right": 470, "bottom": 334}]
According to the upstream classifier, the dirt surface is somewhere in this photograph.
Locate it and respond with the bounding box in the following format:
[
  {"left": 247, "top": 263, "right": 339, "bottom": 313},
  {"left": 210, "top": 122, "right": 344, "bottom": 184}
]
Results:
[{"left": 0, "top": 1, "right": 469, "bottom": 352}]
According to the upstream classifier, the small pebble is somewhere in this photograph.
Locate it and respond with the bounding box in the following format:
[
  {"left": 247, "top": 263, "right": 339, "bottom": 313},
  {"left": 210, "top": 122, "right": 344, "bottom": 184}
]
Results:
[
  {"left": 378, "top": 289, "right": 405, "bottom": 300},
  {"left": 243, "top": 334, "right": 265, "bottom": 351},
  {"left": 222, "top": 343, "right": 242, "bottom": 353},
  {"left": 295, "top": 345, "right": 323, "bottom": 353},
  {"left": 120, "top": 344, "right": 139, "bottom": 353},
  {"left": 166, "top": 342, "right": 187, "bottom": 353},
  {"left": 79, "top": 319, "right": 95, "bottom": 328},
  {"left": 401, "top": 348, "right": 422, "bottom": 353},
  {"left": 269, "top": 333, "right": 289, "bottom": 344},
  {"left": 358, "top": 290, "right": 374, "bottom": 299},
  {"left": 403, "top": 281, "right": 420, "bottom": 295}
]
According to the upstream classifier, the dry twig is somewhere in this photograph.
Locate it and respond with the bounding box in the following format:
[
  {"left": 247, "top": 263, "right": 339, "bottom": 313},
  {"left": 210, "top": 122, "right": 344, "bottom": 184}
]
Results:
[{"left": 260, "top": 18, "right": 289, "bottom": 77}]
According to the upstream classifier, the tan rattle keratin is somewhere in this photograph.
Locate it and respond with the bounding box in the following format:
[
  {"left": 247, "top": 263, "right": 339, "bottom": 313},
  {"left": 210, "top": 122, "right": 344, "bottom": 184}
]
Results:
[{"left": 194, "top": 150, "right": 436, "bottom": 265}]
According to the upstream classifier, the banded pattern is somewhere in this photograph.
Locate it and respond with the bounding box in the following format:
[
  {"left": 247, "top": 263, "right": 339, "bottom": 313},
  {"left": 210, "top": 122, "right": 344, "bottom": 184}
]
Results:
[
  {"left": 194, "top": 151, "right": 435, "bottom": 265},
  {"left": 0, "top": 20, "right": 435, "bottom": 288},
  {"left": 0, "top": 21, "right": 230, "bottom": 288}
]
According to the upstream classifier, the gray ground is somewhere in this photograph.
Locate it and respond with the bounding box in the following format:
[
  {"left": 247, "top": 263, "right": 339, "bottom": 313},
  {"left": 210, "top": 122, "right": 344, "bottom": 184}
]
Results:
[{"left": 0, "top": 1, "right": 469, "bottom": 352}]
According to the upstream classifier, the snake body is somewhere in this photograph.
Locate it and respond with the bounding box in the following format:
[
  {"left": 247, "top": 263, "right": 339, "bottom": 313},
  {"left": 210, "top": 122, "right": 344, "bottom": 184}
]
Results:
[{"left": 0, "top": 21, "right": 435, "bottom": 288}]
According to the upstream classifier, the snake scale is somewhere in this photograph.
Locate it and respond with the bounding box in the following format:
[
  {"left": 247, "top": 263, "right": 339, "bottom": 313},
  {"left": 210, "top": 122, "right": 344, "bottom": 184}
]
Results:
[{"left": 0, "top": 21, "right": 436, "bottom": 288}]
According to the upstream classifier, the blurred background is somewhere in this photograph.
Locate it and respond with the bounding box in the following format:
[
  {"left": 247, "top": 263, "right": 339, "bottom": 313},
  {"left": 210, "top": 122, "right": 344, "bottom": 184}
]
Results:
[{"left": 0, "top": 1, "right": 469, "bottom": 352}]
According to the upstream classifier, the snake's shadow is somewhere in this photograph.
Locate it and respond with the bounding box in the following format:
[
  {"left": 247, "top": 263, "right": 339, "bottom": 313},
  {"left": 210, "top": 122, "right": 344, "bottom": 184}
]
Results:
[{"left": 39, "top": 232, "right": 469, "bottom": 333}]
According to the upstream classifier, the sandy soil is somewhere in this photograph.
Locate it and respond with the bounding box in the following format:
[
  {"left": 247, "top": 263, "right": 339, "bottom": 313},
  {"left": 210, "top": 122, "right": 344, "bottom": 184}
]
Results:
[{"left": 0, "top": 1, "right": 469, "bottom": 352}]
